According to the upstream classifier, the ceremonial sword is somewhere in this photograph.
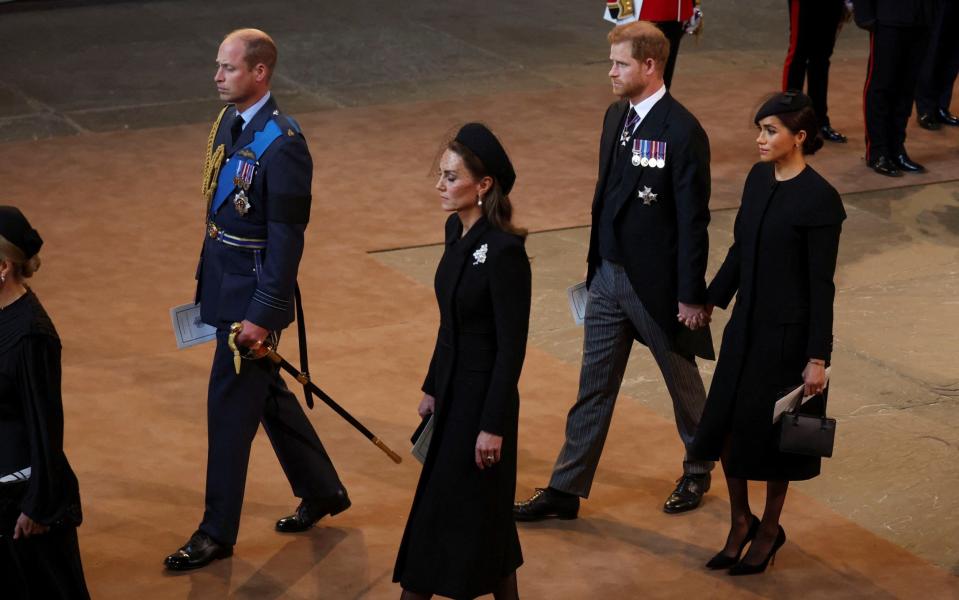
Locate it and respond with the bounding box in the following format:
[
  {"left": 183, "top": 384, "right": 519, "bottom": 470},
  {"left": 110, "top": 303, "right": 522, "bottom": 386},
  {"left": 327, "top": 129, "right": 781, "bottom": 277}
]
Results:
[{"left": 228, "top": 322, "right": 402, "bottom": 464}]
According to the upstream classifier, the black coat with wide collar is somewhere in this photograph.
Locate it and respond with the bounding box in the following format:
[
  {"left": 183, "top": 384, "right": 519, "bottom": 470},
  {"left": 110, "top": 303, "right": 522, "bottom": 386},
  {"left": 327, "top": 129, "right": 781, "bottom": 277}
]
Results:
[
  {"left": 587, "top": 92, "right": 714, "bottom": 359},
  {"left": 691, "top": 163, "right": 845, "bottom": 480}
]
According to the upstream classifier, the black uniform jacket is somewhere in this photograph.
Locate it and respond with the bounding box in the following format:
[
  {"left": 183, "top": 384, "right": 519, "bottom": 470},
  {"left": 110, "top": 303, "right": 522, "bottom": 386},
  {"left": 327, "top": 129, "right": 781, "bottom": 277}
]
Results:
[
  {"left": 195, "top": 96, "right": 312, "bottom": 332},
  {"left": 420, "top": 215, "right": 531, "bottom": 436},
  {"left": 587, "top": 93, "right": 714, "bottom": 359},
  {"left": 853, "top": 0, "right": 936, "bottom": 28}
]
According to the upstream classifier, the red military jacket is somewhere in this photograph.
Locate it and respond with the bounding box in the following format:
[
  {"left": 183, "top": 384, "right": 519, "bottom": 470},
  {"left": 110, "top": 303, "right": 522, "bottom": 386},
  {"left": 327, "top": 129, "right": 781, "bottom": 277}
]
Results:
[{"left": 606, "top": 0, "right": 695, "bottom": 23}]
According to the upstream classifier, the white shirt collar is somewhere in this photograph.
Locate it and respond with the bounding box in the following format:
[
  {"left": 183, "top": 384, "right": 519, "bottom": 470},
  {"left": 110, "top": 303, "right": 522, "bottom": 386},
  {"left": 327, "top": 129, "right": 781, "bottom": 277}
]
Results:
[
  {"left": 237, "top": 91, "right": 272, "bottom": 129},
  {"left": 629, "top": 84, "right": 666, "bottom": 128}
]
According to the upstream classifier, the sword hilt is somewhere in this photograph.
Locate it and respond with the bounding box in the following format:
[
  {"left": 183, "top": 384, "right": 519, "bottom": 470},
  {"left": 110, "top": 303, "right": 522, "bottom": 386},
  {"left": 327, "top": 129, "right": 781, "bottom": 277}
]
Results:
[{"left": 228, "top": 322, "right": 243, "bottom": 374}]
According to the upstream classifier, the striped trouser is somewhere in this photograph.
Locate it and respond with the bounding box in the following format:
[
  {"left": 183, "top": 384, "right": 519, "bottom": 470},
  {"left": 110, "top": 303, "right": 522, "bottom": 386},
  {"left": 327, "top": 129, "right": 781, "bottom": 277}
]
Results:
[{"left": 549, "top": 260, "right": 714, "bottom": 498}]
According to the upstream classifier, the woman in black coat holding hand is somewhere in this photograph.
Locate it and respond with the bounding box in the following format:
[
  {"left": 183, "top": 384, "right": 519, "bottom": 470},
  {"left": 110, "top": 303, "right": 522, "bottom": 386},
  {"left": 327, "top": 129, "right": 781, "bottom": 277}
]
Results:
[
  {"left": 690, "top": 92, "right": 845, "bottom": 575},
  {"left": 394, "top": 124, "right": 531, "bottom": 600},
  {"left": 0, "top": 206, "right": 89, "bottom": 599}
]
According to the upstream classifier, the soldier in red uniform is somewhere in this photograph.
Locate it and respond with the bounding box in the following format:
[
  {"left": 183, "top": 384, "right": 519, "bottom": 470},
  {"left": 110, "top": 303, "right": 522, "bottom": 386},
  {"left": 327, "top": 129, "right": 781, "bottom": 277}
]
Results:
[
  {"left": 605, "top": 0, "right": 702, "bottom": 88},
  {"left": 782, "top": 0, "right": 849, "bottom": 143}
]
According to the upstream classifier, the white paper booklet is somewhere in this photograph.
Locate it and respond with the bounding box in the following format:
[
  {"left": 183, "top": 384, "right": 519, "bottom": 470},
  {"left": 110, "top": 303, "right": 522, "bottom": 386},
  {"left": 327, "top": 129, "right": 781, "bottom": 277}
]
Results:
[
  {"left": 567, "top": 281, "right": 588, "bottom": 326},
  {"left": 772, "top": 367, "right": 832, "bottom": 423},
  {"left": 170, "top": 302, "right": 217, "bottom": 349}
]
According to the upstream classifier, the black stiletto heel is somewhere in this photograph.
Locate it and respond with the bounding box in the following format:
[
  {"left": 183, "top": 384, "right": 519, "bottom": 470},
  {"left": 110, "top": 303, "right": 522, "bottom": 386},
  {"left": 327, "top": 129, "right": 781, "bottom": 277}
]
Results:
[
  {"left": 705, "top": 515, "right": 760, "bottom": 570},
  {"left": 728, "top": 525, "right": 786, "bottom": 576}
]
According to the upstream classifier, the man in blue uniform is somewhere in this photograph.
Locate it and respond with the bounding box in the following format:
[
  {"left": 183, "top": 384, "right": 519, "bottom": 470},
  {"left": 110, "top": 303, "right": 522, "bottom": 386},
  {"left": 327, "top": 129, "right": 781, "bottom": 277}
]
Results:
[{"left": 164, "top": 28, "right": 349, "bottom": 571}]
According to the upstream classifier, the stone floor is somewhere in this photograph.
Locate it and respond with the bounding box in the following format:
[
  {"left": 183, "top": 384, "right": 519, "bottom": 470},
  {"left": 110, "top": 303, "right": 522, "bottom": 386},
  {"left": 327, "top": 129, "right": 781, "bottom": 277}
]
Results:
[{"left": 2, "top": 0, "right": 957, "bottom": 597}]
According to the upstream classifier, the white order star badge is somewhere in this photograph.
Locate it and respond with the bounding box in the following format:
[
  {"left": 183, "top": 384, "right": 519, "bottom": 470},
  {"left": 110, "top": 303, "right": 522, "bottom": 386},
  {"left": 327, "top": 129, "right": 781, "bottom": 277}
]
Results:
[
  {"left": 638, "top": 186, "right": 658, "bottom": 205},
  {"left": 272, "top": 110, "right": 279, "bottom": 116}
]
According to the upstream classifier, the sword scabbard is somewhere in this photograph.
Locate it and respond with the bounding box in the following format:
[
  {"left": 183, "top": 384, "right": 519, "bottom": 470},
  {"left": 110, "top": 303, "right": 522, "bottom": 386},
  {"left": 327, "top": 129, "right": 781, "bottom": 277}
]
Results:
[{"left": 373, "top": 436, "right": 403, "bottom": 464}]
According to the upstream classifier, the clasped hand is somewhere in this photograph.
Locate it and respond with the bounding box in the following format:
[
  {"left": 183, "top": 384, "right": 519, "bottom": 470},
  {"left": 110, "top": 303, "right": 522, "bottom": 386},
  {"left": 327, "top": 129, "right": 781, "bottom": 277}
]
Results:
[
  {"left": 235, "top": 319, "right": 270, "bottom": 358},
  {"left": 802, "top": 361, "right": 827, "bottom": 397},
  {"left": 417, "top": 393, "right": 503, "bottom": 470},
  {"left": 677, "top": 302, "right": 712, "bottom": 330},
  {"left": 13, "top": 513, "right": 48, "bottom": 539}
]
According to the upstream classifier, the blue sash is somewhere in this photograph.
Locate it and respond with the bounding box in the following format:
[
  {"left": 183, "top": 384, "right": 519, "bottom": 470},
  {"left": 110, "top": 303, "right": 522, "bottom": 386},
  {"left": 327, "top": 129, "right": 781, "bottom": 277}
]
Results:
[{"left": 210, "top": 119, "right": 286, "bottom": 215}]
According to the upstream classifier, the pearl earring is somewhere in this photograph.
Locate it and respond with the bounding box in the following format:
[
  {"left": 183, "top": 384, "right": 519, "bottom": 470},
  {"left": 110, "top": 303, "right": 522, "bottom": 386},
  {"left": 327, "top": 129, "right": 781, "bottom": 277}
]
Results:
[{"left": 477, "top": 195, "right": 483, "bottom": 206}]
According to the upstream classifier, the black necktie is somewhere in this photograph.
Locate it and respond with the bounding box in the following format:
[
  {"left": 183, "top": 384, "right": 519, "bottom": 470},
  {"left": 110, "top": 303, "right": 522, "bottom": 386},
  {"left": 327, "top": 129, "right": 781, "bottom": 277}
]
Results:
[
  {"left": 617, "top": 108, "right": 641, "bottom": 160},
  {"left": 230, "top": 113, "right": 244, "bottom": 146},
  {"left": 621, "top": 107, "right": 641, "bottom": 144}
]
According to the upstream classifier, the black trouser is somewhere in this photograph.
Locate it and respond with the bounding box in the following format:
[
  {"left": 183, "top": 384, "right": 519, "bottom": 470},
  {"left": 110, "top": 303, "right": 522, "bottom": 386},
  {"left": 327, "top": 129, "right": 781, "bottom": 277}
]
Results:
[
  {"left": 199, "top": 330, "right": 345, "bottom": 545},
  {"left": 863, "top": 24, "right": 930, "bottom": 161},
  {"left": 0, "top": 482, "right": 90, "bottom": 600},
  {"left": 782, "top": 0, "right": 845, "bottom": 128},
  {"left": 916, "top": 0, "right": 959, "bottom": 115},
  {"left": 655, "top": 21, "right": 684, "bottom": 89}
]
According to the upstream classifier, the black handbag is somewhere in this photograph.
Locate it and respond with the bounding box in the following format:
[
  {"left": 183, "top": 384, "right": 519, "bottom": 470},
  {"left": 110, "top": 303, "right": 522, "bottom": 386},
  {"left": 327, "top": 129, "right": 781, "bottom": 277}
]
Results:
[{"left": 778, "top": 394, "right": 836, "bottom": 458}]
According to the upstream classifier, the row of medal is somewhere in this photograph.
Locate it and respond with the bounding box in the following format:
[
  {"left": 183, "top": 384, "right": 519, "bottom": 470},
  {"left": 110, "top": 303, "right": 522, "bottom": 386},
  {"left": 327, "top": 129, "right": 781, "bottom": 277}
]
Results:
[
  {"left": 632, "top": 138, "right": 667, "bottom": 169},
  {"left": 231, "top": 159, "right": 256, "bottom": 216}
]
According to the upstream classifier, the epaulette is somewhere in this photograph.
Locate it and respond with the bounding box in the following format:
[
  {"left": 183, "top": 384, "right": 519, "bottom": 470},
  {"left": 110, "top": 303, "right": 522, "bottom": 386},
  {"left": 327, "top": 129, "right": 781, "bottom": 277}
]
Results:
[{"left": 272, "top": 113, "right": 302, "bottom": 137}]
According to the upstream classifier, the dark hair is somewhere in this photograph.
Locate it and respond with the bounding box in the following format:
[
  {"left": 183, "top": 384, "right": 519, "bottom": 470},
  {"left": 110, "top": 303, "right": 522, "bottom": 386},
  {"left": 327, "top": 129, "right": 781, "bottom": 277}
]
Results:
[
  {"left": 0, "top": 235, "right": 41, "bottom": 279},
  {"left": 753, "top": 92, "right": 823, "bottom": 155},
  {"left": 776, "top": 105, "right": 824, "bottom": 155},
  {"left": 449, "top": 140, "right": 527, "bottom": 239}
]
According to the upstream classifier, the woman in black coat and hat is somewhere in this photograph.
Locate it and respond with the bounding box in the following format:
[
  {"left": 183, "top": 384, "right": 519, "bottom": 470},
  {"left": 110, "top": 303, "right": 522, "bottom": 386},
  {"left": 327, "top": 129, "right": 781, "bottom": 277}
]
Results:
[
  {"left": 394, "top": 124, "right": 531, "bottom": 600},
  {"left": 690, "top": 92, "right": 845, "bottom": 575},
  {"left": 0, "top": 206, "right": 89, "bottom": 599}
]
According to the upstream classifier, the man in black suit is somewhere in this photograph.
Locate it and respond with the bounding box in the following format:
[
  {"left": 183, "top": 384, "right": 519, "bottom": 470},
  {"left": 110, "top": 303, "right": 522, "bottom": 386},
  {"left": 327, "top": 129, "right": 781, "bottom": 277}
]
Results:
[
  {"left": 854, "top": 0, "right": 936, "bottom": 176},
  {"left": 915, "top": 0, "right": 959, "bottom": 130},
  {"left": 164, "top": 28, "right": 349, "bottom": 571},
  {"left": 782, "top": 0, "right": 849, "bottom": 142},
  {"left": 515, "top": 21, "right": 714, "bottom": 520}
]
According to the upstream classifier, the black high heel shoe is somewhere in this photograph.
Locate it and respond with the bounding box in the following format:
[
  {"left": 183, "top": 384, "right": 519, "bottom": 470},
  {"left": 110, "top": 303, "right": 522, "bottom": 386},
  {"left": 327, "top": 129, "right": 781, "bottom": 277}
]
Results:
[
  {"left": 728, "top": 525, "right": 786, "bottom": 576},
  {"left": 705, "top": 515, "right": 760, "bottom": 570}
]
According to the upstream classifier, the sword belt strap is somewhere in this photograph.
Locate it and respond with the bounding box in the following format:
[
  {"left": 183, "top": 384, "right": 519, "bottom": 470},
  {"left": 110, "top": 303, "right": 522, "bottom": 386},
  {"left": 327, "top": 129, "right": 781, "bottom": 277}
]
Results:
[
  {"left": 294, "top": 283, "right": 314, "bottom": 409},
  {"left": 207, "top": 221, "right": 267, "bottom": 250}
]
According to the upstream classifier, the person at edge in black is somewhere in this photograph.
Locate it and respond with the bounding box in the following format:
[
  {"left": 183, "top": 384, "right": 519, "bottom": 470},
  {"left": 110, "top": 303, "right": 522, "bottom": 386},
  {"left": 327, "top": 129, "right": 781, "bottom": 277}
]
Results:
[
  {"left": 854, "top": 0, "right": 936, "bottom": 176},
  {"left": 514, "top": 20, "right": 715, "bottom": 524},
  {"left": 781, "top": 0, "right": 850, "bottom": 143},
  {"left": 164, "top": 29, "right": 349, "bottom": 571},
  {"left": 394, "top": 123, "right": 530, "bottom": 600},
  {"left": 915, "top": 0, "right": 959, "bottom": 130},
  {"left": 0, "top": 206, "right": 90, "bottom": 599},
  {"left": 689, "top": 92, "right": 845, "bottom": 576}
]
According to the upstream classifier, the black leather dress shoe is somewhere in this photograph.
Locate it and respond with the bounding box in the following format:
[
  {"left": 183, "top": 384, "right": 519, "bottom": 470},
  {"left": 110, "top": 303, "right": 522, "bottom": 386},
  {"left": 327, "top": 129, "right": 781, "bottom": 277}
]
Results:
[
  {"left": 663, "top": 472, "right": 710, "bottom": 514},
  {"left": 820, "top": 125, "right": 847, "bottom": 143},
  {"left": 918, "top": 112, "right": 941, "bottom": 130},
  {"left": 513, "top": 487, "right": 580, "bottom": 522},
  {"left": 937, "top": 108, "right": 959, "bottom": 126},
  {"left": 867, "top": 156, "right": 902, "bottom": 177},
  {"left": 164, "top": 530, "right": 233, "bottom": 571},
  {"left": 276, "top": 490, "right": 351, "bottom": 533},
  {"left": 894, "top": 152, "right": 925, "bottom": 173}
]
